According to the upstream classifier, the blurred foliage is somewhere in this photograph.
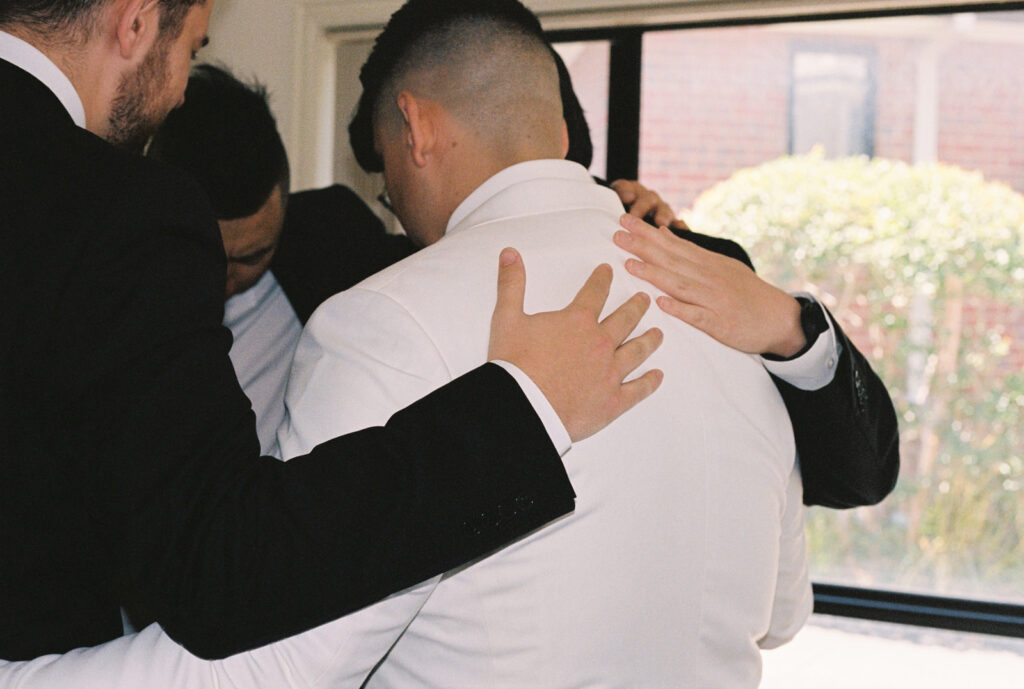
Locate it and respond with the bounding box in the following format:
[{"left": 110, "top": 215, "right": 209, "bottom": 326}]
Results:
[{"left": 689, "top": 149, "right": 1024, "bottom": 600}]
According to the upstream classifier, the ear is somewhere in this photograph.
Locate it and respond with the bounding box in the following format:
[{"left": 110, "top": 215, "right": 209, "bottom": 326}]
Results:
[
  {"left": 396, "top": 91, "right": 437, "bottom": 169},
  {"left": 114, "top": 0, "right": 162, "bottom": 62},
  {"left": 560, "top": 119, "right": 570, "bottom": 159}
]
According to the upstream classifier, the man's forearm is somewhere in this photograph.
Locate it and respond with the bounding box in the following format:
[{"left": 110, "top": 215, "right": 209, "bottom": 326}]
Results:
[{"left": 144, "top": 364, "right": 574, "bottom": 659}]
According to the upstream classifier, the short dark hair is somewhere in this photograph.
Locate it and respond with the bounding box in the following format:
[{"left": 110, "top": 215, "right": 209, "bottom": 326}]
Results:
[
  {"left": 148, "top": 64, "right": 290, "bottom": 220},
  {"left": 0, "top": 0, "right": 204, "bottom": 40},
  {"left": 348, "top": 0, "right": 547, "bottom": 173}
]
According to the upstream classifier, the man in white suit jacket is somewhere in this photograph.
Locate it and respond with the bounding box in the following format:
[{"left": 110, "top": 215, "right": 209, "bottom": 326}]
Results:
[
  {"left": 278, "top": 3, "right": 811, "bottom": 686},
  {"left": 0, "top": 2, "right": 809, "bottom": 687}
]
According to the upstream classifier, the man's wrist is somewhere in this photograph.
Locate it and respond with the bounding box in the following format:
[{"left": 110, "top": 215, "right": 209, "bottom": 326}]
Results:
[
  {"left": 491, "top": 360, "right": 572, "bottom": 456},
  {"left": 762, "top": 296, "right": 808, "bottom": 360},
  {"left": 761, "top": 296, "right": 841, "bottom": 391}
]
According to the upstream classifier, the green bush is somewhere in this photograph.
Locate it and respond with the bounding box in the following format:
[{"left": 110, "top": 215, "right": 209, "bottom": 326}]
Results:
[{"left": 689, "top": 149, "right": 1024, "bottom": 599}]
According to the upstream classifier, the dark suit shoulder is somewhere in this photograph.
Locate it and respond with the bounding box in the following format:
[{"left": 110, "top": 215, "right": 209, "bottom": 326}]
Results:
[
  {"left": 116, "top": 154, "right": 224, "bottom": 253},
  {"left": 3, "top": 103, "right": 220, "bottom": 261},
  {"left": 670, "top": 228, "right": 755, "bottom": 270},
  {"left": 273, "top": 185, "right": 415, "bottom": 323},
  {"left": 286, "top": 184, "right": 382, "bottom": 231}
]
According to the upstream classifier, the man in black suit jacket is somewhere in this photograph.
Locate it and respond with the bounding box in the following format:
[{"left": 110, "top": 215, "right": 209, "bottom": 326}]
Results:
[{"left": 0, "top": 0, "right": 664, "bottom": 662}]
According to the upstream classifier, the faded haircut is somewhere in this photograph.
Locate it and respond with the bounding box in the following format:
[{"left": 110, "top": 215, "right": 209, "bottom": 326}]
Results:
[
  {"left": 0, "top": 0, "right": 204, "bottom": 43},
  {"left": 349, "top": 0, "right": 560, "bottom": 172}
]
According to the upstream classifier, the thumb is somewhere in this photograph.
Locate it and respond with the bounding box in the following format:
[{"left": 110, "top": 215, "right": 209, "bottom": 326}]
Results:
[{"left": 494, "top": 247, "right": 526, "bottom": 319}]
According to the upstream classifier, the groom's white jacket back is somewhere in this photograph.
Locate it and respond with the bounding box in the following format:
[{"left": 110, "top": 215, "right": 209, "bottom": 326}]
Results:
[{"left": 277, "top": 159, "right": 811, "bottom": 689}]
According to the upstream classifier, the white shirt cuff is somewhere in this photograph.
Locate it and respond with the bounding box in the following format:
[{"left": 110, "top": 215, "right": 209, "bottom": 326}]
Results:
[
  {"left": 492, "top": 361, "right": 572, "bottom": 456},
  {"left": 760, "top": 294, "right": 843, "bottom": 391}
]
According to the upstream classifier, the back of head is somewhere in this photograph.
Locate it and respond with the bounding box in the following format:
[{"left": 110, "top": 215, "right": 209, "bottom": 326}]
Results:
[
  {"left": 349, "top": 0, "right": 563, "bottom": 173},
  {"left": 0, "top": 0, "right": 102, "bottom": 36},
  {"left": 0, "top": 1, "right": 203, "bottom": 43},
  {"left": 148, "top": 64, "right": 289, "bottom": 220}
]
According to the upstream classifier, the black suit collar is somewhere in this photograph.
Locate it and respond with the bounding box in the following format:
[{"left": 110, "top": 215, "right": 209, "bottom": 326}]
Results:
[{"left": 0, "top": 57, "right": 76, "bottom": 131}]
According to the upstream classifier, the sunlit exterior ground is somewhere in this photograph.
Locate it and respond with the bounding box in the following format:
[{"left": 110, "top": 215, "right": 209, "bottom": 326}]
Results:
[{"left": 762, "top": 615, "right": 1024, "bottom": 688}]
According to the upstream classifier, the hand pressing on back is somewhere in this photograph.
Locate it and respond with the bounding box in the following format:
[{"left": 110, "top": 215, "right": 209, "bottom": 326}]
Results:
[
  {"left": 489, "top": 248, "right": 664, "bottom": 442},
  {"left": 614, "top": 214, "right": 806, "bottom": 358}
]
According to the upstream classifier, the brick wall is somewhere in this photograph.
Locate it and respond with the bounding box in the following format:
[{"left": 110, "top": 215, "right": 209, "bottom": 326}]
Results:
[
  {"left": 873, "top": 39, "right": 918, "bottom": 163},
  {"left": 632, "top": 27, "right": 1024, "bottom": 210},
  {"left": 938, "top": 42, "right": 1024, "bottom": 195},
  {"left": 639, "top": 28, "right": 790, "bottom": 214}
]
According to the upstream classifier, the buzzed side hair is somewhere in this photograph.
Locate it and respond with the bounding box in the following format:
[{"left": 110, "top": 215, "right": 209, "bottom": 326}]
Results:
[{"left": 349, "top": 0, "right": 561, "bottom": 172}]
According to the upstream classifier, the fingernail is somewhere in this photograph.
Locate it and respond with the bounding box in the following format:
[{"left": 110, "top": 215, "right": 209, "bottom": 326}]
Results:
[
  {"left": 614, "top": 230, "right": 632, "bottom": 246},
  {"left": 499, "top": 248, "right": 518, "bottom": 266},
  {"left": 625, "top": 259, "right": 642, "bottom": 273},
  {"left": 637, "top": 292, "right": 651, "bottom": 306}
]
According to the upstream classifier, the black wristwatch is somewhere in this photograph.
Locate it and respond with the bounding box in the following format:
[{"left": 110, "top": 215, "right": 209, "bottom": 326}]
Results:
[{"left": 763, "top": 296, "right": 828, "bottom": 362}]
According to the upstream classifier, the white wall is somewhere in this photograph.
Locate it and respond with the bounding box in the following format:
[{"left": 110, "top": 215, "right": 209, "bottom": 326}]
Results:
[{"left": 204, "top": 0, "right": 300, "bottom": 173}]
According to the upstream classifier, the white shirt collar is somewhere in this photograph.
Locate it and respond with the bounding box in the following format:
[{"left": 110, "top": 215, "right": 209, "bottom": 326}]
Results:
[
  {"left": 223, "top": 270, "right": 282, "bottom": 328},
  {"left": 0, "top": 29, "right": 87, "bottom": 128},
  {"left": 445, "top": 159, "right": 595, "bottom": 236}
]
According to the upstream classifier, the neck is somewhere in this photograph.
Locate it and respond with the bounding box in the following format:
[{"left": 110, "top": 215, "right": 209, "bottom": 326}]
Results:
[{"left": 443, "top": 140, "right": 563, "bottom": 227}]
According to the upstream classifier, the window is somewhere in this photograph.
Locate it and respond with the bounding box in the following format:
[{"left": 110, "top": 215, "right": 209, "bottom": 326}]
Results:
[
  {"left": 790, "top": 48, "right": 874, "bottom": 157},
  {"left": 554, "top": 41, "right": 611, "bottom": 178},
  {"left": 550, "top": 3, "right": 1024, "bottom": 670}
]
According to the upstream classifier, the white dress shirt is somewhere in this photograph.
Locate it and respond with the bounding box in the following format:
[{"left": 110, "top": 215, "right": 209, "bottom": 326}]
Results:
[
  {"left": 222, "top": 270, "right": 303, "bottom": 456},
  {"left": 0, "top": 163, "right": 817, "bottom": 687},
  {"left": 762, "top": 296, "right": 841, "bottom": 390}
]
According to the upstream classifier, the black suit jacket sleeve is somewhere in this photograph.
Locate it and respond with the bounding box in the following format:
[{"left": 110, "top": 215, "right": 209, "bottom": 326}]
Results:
[
  {"left": 96, "top": 171, "right": 573, "bottom": 659},
  {"left": 670, "top": 228, "right": 900, "bottom": 508}
]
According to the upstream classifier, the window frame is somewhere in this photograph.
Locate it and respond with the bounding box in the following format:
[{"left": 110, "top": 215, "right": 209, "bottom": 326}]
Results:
[{"left": 550, "top": 1, "right": 1024, "bottom": 639}]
